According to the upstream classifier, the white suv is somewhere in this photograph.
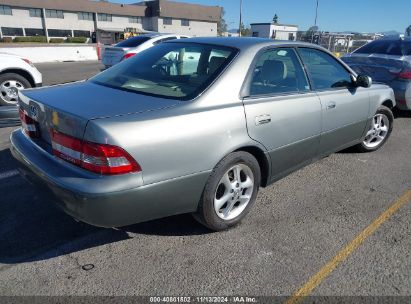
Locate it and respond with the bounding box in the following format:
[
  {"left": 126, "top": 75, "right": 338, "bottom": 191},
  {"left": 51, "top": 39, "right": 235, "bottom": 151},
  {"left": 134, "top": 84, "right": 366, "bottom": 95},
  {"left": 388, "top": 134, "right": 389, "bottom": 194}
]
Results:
[{"left": 0, "top": 53, "right": 42, "bottom": 106}]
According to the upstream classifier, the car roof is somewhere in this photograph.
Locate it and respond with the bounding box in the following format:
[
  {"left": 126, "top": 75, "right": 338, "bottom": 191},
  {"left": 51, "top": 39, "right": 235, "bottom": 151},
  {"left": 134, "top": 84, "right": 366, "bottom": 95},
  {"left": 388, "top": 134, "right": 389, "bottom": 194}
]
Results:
[
  {"left": 140, "top": 33, "right": 182, "bottom": 39},
  {"left": 168, "top": 37, "right": 314, "bottom": 50}
]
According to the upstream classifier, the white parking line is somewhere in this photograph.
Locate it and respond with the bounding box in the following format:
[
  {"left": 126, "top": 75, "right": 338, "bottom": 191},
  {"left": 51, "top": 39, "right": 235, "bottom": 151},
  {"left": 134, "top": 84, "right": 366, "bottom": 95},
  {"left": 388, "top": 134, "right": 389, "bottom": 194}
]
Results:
[{"left": 0, "top": 169, "right": 19, "bottom": 180}]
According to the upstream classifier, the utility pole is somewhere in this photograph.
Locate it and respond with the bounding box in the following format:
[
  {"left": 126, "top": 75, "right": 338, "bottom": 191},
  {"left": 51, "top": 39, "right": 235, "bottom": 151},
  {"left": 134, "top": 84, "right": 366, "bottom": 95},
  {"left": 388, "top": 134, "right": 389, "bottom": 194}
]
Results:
[
  {"left": 239, "top": 0, "right": 243, "bottom": 37},
  {"left": 311, "top": 0, "right": 319, "bottom": 43}
]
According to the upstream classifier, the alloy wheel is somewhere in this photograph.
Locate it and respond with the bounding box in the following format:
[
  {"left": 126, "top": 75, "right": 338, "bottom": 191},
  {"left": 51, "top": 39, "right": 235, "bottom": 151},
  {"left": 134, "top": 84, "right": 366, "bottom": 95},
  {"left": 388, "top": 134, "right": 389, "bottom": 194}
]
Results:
[
  {"left": 363, "top": 113, "right": 390, "bottom": 149},
  {"left": 214, "top": 164, "right": 254, "bottom": 221},
  {"left": 0, "top": 80, "right": 24, "bottom": 104}
]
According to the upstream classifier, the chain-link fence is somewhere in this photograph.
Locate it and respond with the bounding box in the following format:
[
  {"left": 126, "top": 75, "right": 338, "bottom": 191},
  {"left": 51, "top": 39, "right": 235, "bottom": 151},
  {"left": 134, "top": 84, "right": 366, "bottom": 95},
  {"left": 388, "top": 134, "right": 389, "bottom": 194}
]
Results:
[{"left": 296, "top": 31, "right": 380, "bottom": 56}]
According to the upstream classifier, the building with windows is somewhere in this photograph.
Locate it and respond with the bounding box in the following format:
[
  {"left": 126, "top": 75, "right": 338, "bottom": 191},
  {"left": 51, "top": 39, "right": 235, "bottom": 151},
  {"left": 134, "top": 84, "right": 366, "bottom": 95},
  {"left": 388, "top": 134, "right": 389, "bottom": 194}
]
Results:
[
  {"left": 251, "top": 23, "right": 298, "bottom": 41},
  {"left": 0, "top": 0, "right": 221, "bottom": 44}
]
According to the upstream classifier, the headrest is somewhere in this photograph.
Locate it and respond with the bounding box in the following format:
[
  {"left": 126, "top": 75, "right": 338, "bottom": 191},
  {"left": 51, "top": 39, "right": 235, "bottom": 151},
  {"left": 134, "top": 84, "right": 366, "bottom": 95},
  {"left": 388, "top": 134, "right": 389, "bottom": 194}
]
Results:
[
  {"left": 209, "top": 56, "right": 226, "bottom": 74},
  {"left": 261, "top": 60, "right": 287, "bottom": 83}
]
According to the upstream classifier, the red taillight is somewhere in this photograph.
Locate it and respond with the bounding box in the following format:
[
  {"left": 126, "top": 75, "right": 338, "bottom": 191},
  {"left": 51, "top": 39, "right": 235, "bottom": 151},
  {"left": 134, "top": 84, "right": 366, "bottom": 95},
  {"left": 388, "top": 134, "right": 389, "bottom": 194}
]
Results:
[
  {"left": 19, "top": 109, "right": 40, "bottom": 138},
  {"left": 122, "top": 53, "right": 136, "bottom": 61},
  {"left": 51, "top": 129, "right": 141, "bottom": 175},
  {"left": 397, "top": 68, "right": 411, "bottom": 80}
]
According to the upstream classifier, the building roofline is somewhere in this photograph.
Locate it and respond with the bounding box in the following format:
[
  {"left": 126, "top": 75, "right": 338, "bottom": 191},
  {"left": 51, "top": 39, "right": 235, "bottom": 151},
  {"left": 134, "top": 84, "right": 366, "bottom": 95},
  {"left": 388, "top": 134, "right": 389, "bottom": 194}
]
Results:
[
  {"left": 250, "top": 23, "right": 299, "bottom": 28},
  {"left": 0, "top": 0, "right": 221, "bottom": 21}
]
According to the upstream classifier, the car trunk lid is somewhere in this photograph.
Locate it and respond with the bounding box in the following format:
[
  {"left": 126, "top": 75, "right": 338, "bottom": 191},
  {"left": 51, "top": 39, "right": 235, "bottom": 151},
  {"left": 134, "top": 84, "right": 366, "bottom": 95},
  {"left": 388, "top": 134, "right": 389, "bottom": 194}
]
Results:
[
  {"left": 102, "top": 47, "right": 128, "bottom": 66},
  {"left": 18, "top": 81, "right": 180, "bottom": 147}
]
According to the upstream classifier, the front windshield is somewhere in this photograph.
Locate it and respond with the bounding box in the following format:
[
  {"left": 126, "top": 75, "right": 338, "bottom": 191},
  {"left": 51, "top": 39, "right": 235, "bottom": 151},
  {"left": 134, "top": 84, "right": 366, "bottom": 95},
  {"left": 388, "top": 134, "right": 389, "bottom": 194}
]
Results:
[{"left": 91, "top": 42, "right": 238, "bottom": 100}]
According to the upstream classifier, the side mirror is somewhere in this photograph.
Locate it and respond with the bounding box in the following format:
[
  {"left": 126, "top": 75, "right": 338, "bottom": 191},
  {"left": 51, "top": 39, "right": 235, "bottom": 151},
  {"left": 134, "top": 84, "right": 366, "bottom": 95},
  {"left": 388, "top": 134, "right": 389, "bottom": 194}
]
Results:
[{"left": 355, "top": 74, "right": 372, "bottom": 88}]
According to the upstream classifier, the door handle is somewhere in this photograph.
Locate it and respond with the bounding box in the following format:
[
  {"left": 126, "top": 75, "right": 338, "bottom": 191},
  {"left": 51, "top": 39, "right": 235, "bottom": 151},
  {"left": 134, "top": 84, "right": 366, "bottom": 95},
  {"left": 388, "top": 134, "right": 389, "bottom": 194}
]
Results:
[
  {"left": 255, "top": 114, "right": 271, "bottom": 125},
  {"left": 326, "top": 102, "right": 336, "bottom": 110}
]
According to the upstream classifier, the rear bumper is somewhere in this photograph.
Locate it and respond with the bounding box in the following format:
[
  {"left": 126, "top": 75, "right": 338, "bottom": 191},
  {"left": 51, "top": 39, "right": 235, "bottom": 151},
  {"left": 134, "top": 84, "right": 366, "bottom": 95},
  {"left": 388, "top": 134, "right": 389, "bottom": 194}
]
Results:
[{"left": 10, "top": 128, "right": 209, "bottom": 227}]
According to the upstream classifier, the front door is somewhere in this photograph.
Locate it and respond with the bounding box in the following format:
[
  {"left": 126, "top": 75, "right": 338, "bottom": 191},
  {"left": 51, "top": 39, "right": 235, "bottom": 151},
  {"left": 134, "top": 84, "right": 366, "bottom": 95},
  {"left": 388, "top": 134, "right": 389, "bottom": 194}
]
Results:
[
  {"left": 298, "top": 47, "right": 370, "bottom": 155},
  {"left": 243, "top": 47, "right": 322, "bottom": 181}
]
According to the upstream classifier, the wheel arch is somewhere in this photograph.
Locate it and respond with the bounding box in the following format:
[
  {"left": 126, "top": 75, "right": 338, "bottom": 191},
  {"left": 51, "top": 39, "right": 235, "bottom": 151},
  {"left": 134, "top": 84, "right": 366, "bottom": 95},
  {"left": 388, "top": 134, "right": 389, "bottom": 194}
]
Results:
[
  {"left": 382, "top": 99, "right": 395, "bottom": 109},
  {"left": 0, "top": 69, "right": 35, "bottom": 87},
  {"left": 233, "top": 145, "right": 271, "bottom": 187}
]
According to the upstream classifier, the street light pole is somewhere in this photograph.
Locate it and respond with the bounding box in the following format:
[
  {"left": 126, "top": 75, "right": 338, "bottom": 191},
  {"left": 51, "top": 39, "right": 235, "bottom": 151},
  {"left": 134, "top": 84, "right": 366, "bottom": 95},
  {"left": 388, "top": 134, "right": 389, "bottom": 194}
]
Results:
[
  {"left": 311, "top": 0, "right": 319, "bottom": 43},
  {"left": 239, "top": 0, "right": 243, "bottom": 37},
  {"left": 314, "top": 0, "right": 319, "bottom": 27}
]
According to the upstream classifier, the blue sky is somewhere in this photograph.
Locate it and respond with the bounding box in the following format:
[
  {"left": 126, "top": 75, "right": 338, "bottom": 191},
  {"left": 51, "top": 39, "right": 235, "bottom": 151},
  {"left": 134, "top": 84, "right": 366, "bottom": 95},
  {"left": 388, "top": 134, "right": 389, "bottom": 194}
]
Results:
[{"left": 111, "top": 0, "right": 410, "bottom": 33}]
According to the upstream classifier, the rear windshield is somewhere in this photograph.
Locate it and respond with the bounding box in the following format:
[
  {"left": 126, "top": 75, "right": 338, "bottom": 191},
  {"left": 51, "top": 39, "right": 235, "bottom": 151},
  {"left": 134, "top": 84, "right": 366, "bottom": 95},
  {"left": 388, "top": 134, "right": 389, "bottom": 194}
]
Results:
[
  {"left": 354, "top": 40, "right": 411, "bottom": 56},
  {"left": 90, "top": 42, "right": 238, "bottom": 100},
  {"left": 115, "top": 36, "right": 151, "bottom": 48}
]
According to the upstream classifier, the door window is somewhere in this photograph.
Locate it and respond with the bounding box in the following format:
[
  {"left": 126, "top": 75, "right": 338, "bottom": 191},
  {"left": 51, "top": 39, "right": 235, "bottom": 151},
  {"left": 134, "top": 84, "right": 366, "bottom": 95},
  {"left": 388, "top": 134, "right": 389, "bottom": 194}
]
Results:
[
  {"left": 298, "top": 48, "right": 353, "bottom": 90},
  {"left": 249, "top": 48, "right": 310, "bottom": 96}
]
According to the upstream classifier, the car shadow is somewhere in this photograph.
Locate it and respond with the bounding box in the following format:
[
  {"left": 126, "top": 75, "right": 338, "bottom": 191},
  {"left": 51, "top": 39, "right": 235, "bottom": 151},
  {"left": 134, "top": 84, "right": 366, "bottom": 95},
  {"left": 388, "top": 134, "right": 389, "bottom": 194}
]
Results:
[
  {"left": 0, "top": 148, "right": 209, "bottom": 264},
  {"left": 123, "top": 214, "right": 210, "bottom": 236}
]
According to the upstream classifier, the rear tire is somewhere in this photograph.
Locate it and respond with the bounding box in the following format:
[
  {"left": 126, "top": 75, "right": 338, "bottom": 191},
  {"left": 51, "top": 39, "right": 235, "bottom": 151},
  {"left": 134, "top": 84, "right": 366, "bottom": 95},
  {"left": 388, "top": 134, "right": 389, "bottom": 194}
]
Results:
[
  {"left": 193, "top": 151, "right": 261, "bottom": 231},
  {"left": 0, "top": 73, "right": 32, "bottom": 106},
  {"left": 355, "top": 106, "right": 393, "bottom": 152}
]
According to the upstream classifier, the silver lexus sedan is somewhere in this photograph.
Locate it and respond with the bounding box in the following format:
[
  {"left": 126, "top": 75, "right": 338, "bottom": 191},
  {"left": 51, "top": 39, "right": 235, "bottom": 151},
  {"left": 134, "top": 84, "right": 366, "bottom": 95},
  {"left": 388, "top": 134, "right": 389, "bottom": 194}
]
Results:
[{"left": 11, "top": 38, "right": 395, "bottom": 231}]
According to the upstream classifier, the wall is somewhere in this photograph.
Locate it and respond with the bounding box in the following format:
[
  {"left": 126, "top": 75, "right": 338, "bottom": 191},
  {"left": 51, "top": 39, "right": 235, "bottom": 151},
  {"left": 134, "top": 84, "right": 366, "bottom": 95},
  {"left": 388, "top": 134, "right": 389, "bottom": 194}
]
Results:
[
  {"left": 0, "top": 45, "right": 98, "bottom": 62},
  {"left": 0, "top": 7, "right": 43, "bottom": 30},
  {"left": 97, "top": 15, "right": 144, "bottom": 32},
  {"left": 272, "top": 25, "right": 298, "bottom": 41},
  {"left": 250, "top": 24, "right": 272, "bottom": 38},
  {"left": 46, "top": 11, "right": 95, "bottom": 33},
  {"left": 157, "top": 18, "right": 217, "bottom": 37},
  {"left": 251, "top": 24, "right": 298, "bottom": 40},
  {"left": 0, "top": 8, "right": 144, "bottom": 38}
]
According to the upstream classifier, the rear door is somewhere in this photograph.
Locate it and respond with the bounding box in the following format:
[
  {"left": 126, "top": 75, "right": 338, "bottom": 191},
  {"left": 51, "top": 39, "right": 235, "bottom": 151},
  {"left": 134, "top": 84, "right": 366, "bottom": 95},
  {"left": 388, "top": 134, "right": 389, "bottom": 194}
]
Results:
[
  {"left": 243, "top": 47, "right": 322, "bottom": 180},
  {"left": 297, "top": 47, "right": 370, "bottom": 155}
]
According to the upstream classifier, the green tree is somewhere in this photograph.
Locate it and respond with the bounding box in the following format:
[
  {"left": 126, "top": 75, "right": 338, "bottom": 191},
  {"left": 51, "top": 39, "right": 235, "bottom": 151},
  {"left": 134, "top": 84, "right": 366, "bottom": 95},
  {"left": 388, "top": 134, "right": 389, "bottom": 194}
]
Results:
[
  {"left": 217, "top": 9, "right": 228, "bottom": 36},
  {"left": 406, "top": 25, "right": 411, "bottom": 37},
  {"left": 273, "top": 14, "right": 279, "bottom": 24}
]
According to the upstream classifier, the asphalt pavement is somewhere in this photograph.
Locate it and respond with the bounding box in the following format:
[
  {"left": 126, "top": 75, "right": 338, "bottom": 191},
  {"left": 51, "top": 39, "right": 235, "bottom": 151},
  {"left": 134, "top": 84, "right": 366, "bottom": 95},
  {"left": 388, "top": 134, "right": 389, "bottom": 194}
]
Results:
[{"left": 0, "top": 61, "right": 410, "bottom": 299}]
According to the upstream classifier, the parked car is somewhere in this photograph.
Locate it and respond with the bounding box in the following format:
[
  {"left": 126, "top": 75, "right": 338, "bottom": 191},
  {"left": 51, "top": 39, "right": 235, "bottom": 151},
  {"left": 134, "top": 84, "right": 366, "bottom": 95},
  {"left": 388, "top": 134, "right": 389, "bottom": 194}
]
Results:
[
  {"left": 102, "top": 33, "right": 189, "bottom": 69},
  {"left": 342, "top": 37, "right": 411, "bottom": 110},
  {"left": 0, "top": 53, "right": 42, "bottom": 106},
  {"left": 11, "top": 38, "right": 395, "bottom": 231}
]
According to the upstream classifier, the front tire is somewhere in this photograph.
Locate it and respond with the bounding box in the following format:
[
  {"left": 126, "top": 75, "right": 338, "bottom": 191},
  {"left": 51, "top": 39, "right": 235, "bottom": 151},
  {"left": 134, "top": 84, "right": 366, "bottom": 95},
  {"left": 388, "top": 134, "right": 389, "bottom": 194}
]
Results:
[
  {"left": 193, "top": 151, "right": 261, "bottom": 231},
  {"left": 355, "top": 105, "right": 393, "bottom": 152},
  {"left": 0, "top": 73, "right": 32, "bottom": 106}
]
